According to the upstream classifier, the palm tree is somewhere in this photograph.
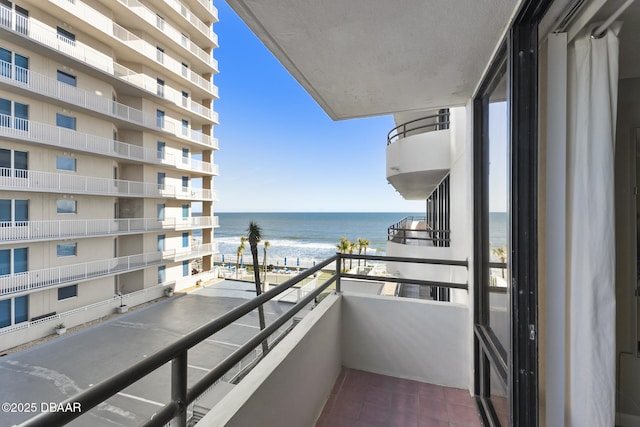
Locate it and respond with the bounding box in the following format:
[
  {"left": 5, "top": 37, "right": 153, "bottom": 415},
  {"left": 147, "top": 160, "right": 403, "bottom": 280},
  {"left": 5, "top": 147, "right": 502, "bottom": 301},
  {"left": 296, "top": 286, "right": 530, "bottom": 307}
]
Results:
[
  {"left": 492, "top": 246, "right": 507, "bottom": 279},
  {"left": 262, "top": 241, "right": 270, "bottom": 282},
  {"left": 356, "top": 238, "right": 367, "bottom": 267},
  {"left": 348, "top": 240, "right": 356, "bottom": 270},
  {"left": 360, "top": 239, "right": 370, "bottom": 266},
  {"left": 248, "top": 221, "right": 268, "bottom": 355},
  {"left": 235, "top": 236, "right": 246, "bottom": 279},
  {"left": 336, "top": 237, "right": 350, "bottom": 272}
]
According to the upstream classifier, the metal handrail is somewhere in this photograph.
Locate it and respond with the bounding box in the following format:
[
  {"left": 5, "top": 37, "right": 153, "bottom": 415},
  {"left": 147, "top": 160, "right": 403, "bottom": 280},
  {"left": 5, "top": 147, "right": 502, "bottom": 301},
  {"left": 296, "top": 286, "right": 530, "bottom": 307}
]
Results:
[
  {"left": 387, "top": 110, "right": 450, "bottom": 145},
  {"left": 18, "top": 253, "right": 468, "bottom": 427}
]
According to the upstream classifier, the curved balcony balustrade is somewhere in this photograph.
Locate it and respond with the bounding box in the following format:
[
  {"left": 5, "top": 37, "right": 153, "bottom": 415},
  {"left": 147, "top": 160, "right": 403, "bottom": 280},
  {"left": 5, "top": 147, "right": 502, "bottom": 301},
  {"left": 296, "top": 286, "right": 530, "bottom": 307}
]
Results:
[
  {"left": 0, "top": 168, "right": 215, "bottom": 201},
  {"left": 0, "top": 243, "right": 218, "bottom": 297},
  {"left": 0, "top": 216, "right": 218, "bottom": 244},
  {"left": 0, "top": 5, "right": 217, "bottom": 100},
  {"left": 0, "top": 115, "right": 219, "bottom": 175},
  {"left": 386, "top": 112, "right": 451, "bottom": 200},
  {"left": 387, "top": 110, "right": 450, "bottom": 145}
]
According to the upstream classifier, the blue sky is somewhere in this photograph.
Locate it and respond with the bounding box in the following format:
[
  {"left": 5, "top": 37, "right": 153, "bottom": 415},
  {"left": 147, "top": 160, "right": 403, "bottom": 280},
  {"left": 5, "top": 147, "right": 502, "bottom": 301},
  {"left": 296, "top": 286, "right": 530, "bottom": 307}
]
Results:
[{"left": 213, "top": 1, "right": 425, "bottom": 213}]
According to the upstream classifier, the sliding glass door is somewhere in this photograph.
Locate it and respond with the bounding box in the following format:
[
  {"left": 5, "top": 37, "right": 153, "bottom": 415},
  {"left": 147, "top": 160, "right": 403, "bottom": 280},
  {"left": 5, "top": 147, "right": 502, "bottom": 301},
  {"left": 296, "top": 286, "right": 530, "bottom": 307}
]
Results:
[{"left": 473, "top": 1, "right": 551, "bottom": 425}]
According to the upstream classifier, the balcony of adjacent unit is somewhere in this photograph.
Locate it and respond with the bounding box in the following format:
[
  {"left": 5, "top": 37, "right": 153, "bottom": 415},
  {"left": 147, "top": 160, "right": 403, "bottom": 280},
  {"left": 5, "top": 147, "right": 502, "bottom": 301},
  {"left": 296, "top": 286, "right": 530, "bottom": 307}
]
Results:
[
  {"left": 157, "top": 0, "right": 219, "bottom": 45},
  {"left": 0, "top": 168, "right": 215, "bottom": 201},
  {"left": 0, "top": 216, "right": 219, "bottom": 244},
  {"left": 0, "top": 243, "right": 218, "bottom": 297},
  {"left": 108, "top": 0, "right": 218, "bottom": 65},
  {"left": 0, "top": 115, "right": 219, "bottom": 174},
  {"left": 0, "top": 5, "right": 218, "bottom": 103},
  {"left": 0, "top": 61, "right": 218, "bottom": 127},
  {"left": 17, "top": 254, "right": 482, "bottom": 427},
  {"left": 44, "top": 0, "right": 217, "bottom": 76},
  {"left": 386, "top": 109, "right": 451, "bottom": 200}
]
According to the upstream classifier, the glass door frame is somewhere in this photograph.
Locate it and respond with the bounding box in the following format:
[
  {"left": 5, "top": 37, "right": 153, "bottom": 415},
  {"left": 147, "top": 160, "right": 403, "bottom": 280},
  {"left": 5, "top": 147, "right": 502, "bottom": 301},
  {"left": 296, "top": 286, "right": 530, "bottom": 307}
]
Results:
[{"left": 472, "top": 1, "right": 552, "bottom": 425}]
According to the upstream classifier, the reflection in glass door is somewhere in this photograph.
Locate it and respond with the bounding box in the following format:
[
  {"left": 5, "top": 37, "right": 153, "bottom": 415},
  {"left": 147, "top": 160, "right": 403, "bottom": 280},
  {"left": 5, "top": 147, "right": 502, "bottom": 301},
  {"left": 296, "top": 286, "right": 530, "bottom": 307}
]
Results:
[{"left": 474, "top": 49, "right": 510, "bottom": 427}]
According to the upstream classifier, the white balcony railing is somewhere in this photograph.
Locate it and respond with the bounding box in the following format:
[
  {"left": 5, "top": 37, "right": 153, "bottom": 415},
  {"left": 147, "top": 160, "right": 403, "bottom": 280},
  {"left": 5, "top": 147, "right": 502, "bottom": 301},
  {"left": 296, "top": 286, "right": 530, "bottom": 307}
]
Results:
[
  {"left": 114, "top": 0, "right": 216, "bottom": 64},
  {"left": 111, "top": 22, "right": 215, "bottom": 90},
  {"left": 0, "top": 5, "right": 218, "bottom": 99},
  {"left": 162, "top": 0, "right": 217, "bottom": 43},
  {"left": 0, "top": 60, "right": 217, "bottom": 125},
  {"left": 0, "top": 114, "right": 219, "bottom": 172},
  {"left": 0, "top": 243, "right": 218, "bottom": 296},
  {"left": 47, "top": 0, "right": 217, "bottom": 77},
  {"left": 0, "top": 168, "right": 215, "bottom": 200},
  {"left": 0, "top": 216, "right": 218, "bottom": 243}
]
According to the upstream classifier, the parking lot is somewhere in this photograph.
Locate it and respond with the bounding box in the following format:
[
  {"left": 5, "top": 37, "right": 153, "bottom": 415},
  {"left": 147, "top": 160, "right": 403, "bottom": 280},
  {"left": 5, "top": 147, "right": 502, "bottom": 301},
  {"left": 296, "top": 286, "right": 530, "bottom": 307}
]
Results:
[{"left": 0, "top": 280, "right": 293, "bottom": 426}]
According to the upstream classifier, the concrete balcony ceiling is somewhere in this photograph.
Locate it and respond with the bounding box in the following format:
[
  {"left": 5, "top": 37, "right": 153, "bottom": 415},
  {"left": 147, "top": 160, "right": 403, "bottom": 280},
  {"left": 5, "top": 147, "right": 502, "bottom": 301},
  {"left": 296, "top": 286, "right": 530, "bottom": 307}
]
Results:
[{"left": 226, "top": 0, "right": 519, "bottom": 119}]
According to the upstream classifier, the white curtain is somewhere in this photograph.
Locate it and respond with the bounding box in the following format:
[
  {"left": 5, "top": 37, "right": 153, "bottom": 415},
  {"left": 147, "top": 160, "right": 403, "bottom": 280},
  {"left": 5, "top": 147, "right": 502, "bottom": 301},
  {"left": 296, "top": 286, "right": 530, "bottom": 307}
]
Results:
[{"left": 567, "top": 22, "right": 620, "bottom": 427}]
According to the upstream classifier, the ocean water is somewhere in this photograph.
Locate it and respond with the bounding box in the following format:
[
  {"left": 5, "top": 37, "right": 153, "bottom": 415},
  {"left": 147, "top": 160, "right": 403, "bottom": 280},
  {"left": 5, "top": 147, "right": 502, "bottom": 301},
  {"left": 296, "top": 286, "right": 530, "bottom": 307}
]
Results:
[
  {"left": 214, "top": 212, "right": 417, "bottom": 265},
  {"left": 211, "top": 212, "right": 509, "bottom": 266}
]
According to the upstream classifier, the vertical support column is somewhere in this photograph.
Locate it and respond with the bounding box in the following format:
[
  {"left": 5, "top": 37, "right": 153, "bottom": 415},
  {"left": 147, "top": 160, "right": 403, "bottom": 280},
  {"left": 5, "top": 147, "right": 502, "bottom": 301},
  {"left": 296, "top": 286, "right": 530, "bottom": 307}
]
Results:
[
  {"left": 335, "top": 256, "right": 341, "bottom": 293},
  {"left": 171, "top": 350, "right": 188, "bottom": 427}
]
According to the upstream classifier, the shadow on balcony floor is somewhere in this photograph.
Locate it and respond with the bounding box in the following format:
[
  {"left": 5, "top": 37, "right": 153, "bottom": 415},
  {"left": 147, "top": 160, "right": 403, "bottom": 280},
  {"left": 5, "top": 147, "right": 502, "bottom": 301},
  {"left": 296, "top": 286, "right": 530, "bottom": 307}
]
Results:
[{"left": 316, "top": 368, "right": 481, "bottom": 427}]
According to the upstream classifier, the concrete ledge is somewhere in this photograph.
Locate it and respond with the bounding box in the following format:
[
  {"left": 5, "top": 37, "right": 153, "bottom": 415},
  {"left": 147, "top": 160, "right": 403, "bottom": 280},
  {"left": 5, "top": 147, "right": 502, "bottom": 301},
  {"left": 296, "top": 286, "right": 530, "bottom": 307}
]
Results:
[{"left": 200, "top": 293, "right": 342, "bottom": 427}]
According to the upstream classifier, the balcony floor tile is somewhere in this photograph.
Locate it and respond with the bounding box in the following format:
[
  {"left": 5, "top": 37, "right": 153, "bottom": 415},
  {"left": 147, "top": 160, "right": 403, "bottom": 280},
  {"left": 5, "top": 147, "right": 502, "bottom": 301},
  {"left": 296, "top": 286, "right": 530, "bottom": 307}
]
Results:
[{"left": 316, "top": 368, "right": 482, "bottom": 427}]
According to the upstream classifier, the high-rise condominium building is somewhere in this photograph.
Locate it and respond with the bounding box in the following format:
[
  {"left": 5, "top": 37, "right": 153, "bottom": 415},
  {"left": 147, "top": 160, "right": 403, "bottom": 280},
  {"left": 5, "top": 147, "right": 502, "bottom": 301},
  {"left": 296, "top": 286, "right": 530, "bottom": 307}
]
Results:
[{"left": 0, "top": 0, "right": 219, "bottom": 342}]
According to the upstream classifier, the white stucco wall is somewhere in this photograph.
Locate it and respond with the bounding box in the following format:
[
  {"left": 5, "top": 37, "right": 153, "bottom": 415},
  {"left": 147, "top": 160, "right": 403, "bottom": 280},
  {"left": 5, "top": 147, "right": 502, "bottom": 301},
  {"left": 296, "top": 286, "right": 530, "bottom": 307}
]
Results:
[
  {"left": 201, "top": 293, "right": 342, "bottom": 427},
  {"left": 341, "top": 293, "right": 469, "bottom": 389}
]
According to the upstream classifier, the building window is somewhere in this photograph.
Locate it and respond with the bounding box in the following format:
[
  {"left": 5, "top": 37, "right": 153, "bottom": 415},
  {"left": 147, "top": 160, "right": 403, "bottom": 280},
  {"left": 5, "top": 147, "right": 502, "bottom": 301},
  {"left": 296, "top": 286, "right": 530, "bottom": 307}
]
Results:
[
  {"left": 56, "top": 156, "right": 76, "bottom": 171},
  {"left": 157, "top": 203, "right": 165, "bottom": 221},
  {"left": 156, "top": 14, "right": 164, "bottom": 30},
  {"left": 183, "top": 260, "right": 189, "bottom": 277},
  {"left": 182, "top": 148, "right": 189, "bottom": 163},
  {"left": 56, "top": 113, "right": 76, "bottom": 130},
  {"left": 157, "top": 141, "right": 165, "bottom": 159},
  {"left": 0, "top": 295, "right": 28, "bottom": 328},
  {"left": 157, "top": 172, "right": 165, "bottom": 190},
  {"left": 156, "top": 110, "right": 164, "bottom": 128},
  {"left": 157, "top": 265, "right": 165, "bottom": 284},
  {"left": 425, "top": 175, "right": 450, "bottom": 248},
  {"left": 0, "top": 148, "right": 28, "bottom": 177},
  {"left": 181, "top": 119, "right": 188, "bottom": 136},
  {"left": 56, "top": 27, "right": 75, "bottom": 46},
  {"left": 182, "top": 176, "right": 189, "bottom": 190},
  {"left": 181, "top": 91, "right": 189, "bottom": 107},
  {"left": 182, "top": 232, "right": 189, "bottom": 248},
  {"left": 0, "top": 48, "right": 28, "bottom": 83},
  {"left": 181, "top": 62, "right": 188, "bottom": 78},
  {"left": 58, "top": 284, "right": 77, "bottom": 301},
  {"left": 157, "top": 78, "right": 164, "bottom": 97},
  {"left": 0, "top": 199, "right": 28, "bottom": 224},
  {"left": 56, "top": 199, "right": 77, "bottom": 214},
  {"left": 182, "top": 204, "right": 189, "bottom": 219},
  {"left": 56, "top": 242, "right": 77, "bottom": 257},
  {"left": 0, "top": 298, "right": 9, "bottom": 327},
  {"left": 0, "top": 247, "right": 28, "bottom": 275},
  {"left": 57, "top": 70, "right": 76, "bottom": 86},
  {"left": 0, "top": 98, "right": 29, "bottom": 130},
  {"left": 14, "top": 295, "right": 27, "bottom": 323},
  {"left": 156, "top": 46, "right": 164, "bottom": 63},
  {"left": 157, "top": 234, "right": 165, "bottom": 252}
]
